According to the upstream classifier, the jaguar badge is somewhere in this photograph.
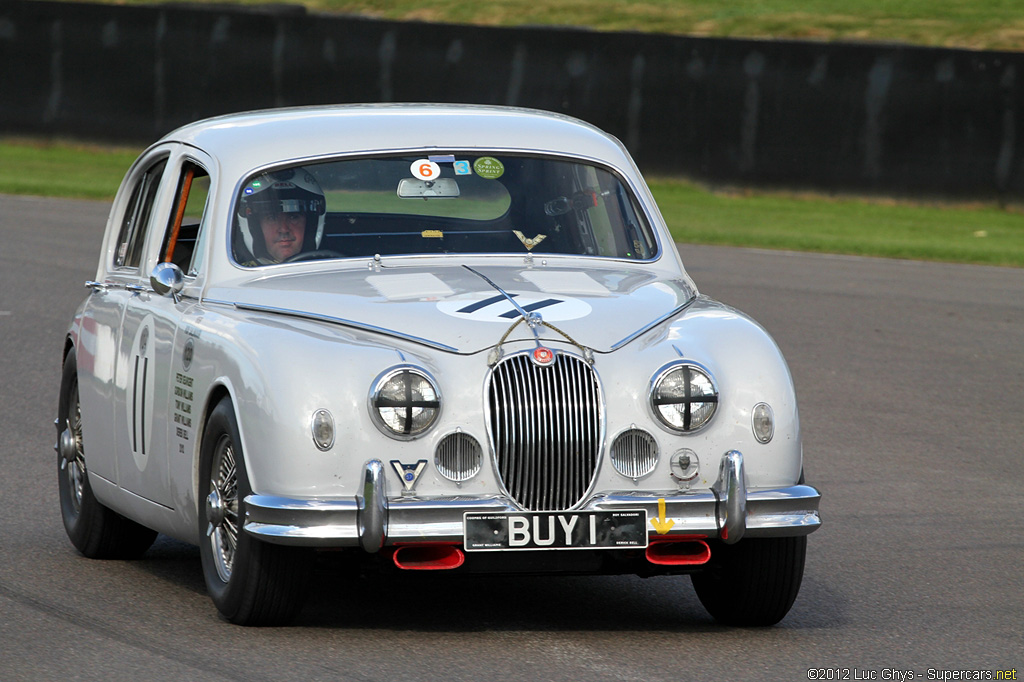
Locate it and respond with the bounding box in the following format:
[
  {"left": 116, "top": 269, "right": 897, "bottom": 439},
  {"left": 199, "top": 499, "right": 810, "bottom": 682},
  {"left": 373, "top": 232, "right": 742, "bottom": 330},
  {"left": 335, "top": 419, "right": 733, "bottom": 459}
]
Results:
[{"left": 531, "top": 347, "right": 555, "bottom": 366}]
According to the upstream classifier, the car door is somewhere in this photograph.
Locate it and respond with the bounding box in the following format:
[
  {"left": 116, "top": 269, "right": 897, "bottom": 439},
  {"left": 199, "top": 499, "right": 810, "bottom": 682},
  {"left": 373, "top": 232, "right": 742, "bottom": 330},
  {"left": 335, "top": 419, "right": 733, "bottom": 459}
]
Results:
[
  {"left": 77, "top": 149, "right": 171, "bottom": 487},
  {"left": 114, "top": 153, "right": 212, "bottom": 509}
]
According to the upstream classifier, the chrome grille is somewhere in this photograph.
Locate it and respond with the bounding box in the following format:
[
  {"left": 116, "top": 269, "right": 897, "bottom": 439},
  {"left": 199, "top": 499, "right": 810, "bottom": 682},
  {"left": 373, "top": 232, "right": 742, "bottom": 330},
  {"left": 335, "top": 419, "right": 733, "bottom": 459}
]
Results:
[
  {"left": 610, "top": 428, "right": 658, "bottom": 479},
  {"left": 488, "top": 352, "right": 601, "bottom": 511},
  {"left": 435, "top": 431, "right": 483, "bottom": 482}
]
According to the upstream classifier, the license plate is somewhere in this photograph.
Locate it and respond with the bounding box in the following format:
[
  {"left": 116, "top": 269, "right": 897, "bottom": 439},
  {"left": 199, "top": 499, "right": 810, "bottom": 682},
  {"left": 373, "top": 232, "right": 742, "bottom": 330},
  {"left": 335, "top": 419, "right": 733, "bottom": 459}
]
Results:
[{"left": 464, "top": 510, "right": 648, "bottom": 551}]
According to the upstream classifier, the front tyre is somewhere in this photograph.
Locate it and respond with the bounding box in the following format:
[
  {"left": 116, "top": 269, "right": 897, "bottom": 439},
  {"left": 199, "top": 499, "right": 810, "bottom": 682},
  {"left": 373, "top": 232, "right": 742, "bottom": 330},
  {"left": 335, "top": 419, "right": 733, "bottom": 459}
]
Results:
[
  {"left": 198, "top": 397, "right": 310, "bottom": 626},
  {"left": 691, "top": 536, "right": 807, "bottom": 626},
  {"left": 57, "top": 350, "right": 157, "bottom": 559}
]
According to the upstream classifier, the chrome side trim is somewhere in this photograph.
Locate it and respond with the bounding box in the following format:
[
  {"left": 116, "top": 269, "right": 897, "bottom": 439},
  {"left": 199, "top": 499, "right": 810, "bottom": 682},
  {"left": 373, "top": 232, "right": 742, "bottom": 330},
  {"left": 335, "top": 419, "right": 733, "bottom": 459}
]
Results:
[
  {"left": 713, "top": 450, "right": 747, "bottom": 544},
  {"left": 204, "top": 299, "right": 460, "bottom": 353},
  {"left": 609, "top": 297, "right": 697, "bottom": 350}
]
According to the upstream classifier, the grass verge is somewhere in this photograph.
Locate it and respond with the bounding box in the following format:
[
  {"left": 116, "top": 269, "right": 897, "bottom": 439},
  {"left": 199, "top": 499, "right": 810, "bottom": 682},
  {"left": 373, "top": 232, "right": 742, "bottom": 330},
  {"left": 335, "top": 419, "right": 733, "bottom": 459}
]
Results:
[
  {"left": 653, "top": 178, "right": 1024, "bottom": 268},
  {"left": 3, "top": 138, "right": 1021, "bottom": 267},
  {"left": 0, "top": 139, "right": 139, "bottom": 200},
  {"left": 63, "top": 0, "right": 1024, "bottom": 51}
]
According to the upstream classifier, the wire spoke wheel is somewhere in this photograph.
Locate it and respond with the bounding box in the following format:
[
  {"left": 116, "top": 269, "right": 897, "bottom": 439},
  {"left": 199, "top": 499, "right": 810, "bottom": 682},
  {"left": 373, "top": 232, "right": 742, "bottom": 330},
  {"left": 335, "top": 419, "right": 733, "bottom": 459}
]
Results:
[
  {"left": 198, "top": 396, "right": 311, "bottom": 625},
  {"left": 208, "top": 434, "right": 240, "bottom": 583},
  {"left": 62, "top": 385, "right": 87, "bottom": 514},
  {"left": 57, "top": 351, "right": 156, "bottom": 559}
]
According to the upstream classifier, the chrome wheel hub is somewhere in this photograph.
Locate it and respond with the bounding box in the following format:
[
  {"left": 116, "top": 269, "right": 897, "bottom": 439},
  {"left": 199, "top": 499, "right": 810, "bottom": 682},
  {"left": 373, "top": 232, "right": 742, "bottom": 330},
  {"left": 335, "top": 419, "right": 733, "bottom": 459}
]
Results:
[
  {"left": 59, "top": 427, "right": 78, "bottom": 465},
  {"left": 58, "top": 392, "right": 86, "bottom": 514},
  {"left": 206, "top": 489, "right": 226, "bottom": 530},
  {"left": 207, "top": 435, "right": 239, "bottom": 583}
]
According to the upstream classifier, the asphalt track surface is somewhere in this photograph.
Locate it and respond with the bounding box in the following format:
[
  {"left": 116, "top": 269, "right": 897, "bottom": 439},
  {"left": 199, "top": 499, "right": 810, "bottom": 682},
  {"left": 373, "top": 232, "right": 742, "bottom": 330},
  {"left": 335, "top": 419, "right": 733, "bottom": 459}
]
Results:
[{"left": 1, "top": 195, "right": 1021, "bottom": 681}]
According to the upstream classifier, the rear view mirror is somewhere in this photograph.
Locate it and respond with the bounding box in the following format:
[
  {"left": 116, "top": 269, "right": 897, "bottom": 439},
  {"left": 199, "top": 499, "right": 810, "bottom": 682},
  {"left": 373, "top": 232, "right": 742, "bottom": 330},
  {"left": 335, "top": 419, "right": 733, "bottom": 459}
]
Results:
[
  {"left": 151, "top": 262, "right": 184, "bottom": 302},
  {"left": 397, "top": 178, "right": 461, "bottom": 199},
  {"left": 544, "top": 190, "right": 600, "bottom": 216}
]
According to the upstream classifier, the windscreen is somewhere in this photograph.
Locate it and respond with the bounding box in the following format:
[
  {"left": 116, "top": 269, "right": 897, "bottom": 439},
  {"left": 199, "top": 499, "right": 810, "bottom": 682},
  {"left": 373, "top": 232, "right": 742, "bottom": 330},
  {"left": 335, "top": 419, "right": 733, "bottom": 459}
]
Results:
[{"left": 232, "top": 153, "right": 658, "bottom": 266}]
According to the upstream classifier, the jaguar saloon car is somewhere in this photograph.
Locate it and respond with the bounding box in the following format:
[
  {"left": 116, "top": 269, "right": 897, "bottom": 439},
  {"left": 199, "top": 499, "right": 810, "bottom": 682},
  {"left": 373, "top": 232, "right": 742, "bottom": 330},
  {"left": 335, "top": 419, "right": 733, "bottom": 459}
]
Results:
[{"left": 56, "top": 104, "right": 821, "bottom": 626}]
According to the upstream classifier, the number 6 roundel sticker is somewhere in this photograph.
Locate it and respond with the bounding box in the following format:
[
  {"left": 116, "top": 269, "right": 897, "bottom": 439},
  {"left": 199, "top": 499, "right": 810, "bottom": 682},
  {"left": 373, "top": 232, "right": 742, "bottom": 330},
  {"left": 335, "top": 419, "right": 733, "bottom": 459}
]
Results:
[{"left": 411, "top": 159, "right": 441, "bottom": 181}]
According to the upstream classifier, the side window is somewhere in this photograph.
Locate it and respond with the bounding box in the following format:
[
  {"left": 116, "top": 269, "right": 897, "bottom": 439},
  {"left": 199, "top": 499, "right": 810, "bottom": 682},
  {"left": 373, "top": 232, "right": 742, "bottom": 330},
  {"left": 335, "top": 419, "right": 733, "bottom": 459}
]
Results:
[
  {"left": 160, "top": 161, "right": 211, "bottom": 277},
  {"left": 114, "top": 158, "right": 168, "bottom": 269}
]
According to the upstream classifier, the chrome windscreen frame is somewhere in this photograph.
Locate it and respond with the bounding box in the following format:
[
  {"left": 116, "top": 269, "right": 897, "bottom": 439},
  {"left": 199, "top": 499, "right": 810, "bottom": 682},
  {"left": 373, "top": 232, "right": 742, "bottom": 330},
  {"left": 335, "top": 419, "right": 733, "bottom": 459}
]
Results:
[{"left": 224, "top": 147, "right": 670, "bottom": 270}]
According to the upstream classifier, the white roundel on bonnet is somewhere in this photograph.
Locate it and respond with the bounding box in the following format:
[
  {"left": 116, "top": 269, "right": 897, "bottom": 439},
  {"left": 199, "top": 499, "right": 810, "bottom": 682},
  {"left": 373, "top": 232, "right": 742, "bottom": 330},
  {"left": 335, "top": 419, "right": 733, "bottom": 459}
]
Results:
[{"left": 437, "top": 293, "right": 591, "bottom": 323}]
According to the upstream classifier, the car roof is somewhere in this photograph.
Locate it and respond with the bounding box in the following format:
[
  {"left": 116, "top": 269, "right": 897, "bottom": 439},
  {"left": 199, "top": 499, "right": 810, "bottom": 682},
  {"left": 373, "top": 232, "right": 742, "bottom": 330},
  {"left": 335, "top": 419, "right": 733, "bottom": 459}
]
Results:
[
  {"left": 143, "top": 104, "right": 685, "bottom": 288},
  {"left": 162, "top": 104, "right": 635, "bottom": 177}
]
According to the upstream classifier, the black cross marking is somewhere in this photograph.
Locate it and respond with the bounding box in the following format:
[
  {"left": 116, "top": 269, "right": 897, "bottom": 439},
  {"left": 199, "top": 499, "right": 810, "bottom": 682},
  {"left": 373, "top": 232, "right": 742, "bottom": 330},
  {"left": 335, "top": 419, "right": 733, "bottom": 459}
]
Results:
[
  {"left": 498, "top": 298, "right": 562, "bottom": 319},
  {"left": 375, "top": 375, "right": 440, "bottom": 435},
  {"left": 455, "top": 294, "right": 563, "bottom": 319},
  {"left": 457, "top": 294, "right": 517, "bottom": 314},
  {"left": 651, "top": 366, "right": 718, "bottom": 431}
]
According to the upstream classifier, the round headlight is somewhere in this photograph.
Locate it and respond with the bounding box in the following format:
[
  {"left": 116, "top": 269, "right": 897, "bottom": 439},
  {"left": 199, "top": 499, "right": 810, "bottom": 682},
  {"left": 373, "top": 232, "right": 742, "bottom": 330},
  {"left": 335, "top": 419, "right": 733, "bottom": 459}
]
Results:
[
  {"left": 650, "top": 362, "right": 719, "bottom": 433},
  {"left": 370, "top": 367, "right": 441, "bottom": 439}
]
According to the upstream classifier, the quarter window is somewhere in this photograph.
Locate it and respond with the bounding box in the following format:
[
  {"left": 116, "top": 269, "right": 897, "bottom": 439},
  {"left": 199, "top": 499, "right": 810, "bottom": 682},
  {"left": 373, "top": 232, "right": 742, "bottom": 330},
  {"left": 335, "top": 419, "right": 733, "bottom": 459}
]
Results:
[{"left": 114, "top": 158, "right": 167, "bottom": 269}]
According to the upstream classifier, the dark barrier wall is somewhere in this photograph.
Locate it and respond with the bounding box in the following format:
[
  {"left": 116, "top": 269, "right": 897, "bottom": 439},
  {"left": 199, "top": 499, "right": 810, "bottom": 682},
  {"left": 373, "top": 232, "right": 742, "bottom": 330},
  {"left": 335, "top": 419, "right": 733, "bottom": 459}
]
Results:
[{"left": 2, "top": 0, "right": 1023, "bottom": 199}]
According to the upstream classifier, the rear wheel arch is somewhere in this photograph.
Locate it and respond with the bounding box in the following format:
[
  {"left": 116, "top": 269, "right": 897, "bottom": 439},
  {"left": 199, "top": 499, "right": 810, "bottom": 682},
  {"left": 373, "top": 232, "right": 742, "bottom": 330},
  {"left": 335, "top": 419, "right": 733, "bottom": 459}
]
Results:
[{"left": 57, "top": 349, "right": 157, "bottom": 559}]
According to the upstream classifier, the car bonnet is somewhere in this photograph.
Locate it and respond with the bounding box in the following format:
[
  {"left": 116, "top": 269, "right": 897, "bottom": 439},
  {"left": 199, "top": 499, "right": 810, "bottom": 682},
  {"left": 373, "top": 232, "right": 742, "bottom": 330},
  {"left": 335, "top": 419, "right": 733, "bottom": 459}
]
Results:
[{"left": 204, "top": 262, "right": 697, "bottom": 355}]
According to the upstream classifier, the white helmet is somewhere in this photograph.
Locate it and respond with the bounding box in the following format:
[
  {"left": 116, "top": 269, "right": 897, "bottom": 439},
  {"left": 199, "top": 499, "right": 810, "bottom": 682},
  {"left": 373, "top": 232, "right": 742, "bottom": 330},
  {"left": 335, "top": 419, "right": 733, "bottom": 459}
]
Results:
[{"left": 235, "top": 168, "right": 326, "bottom": 264}]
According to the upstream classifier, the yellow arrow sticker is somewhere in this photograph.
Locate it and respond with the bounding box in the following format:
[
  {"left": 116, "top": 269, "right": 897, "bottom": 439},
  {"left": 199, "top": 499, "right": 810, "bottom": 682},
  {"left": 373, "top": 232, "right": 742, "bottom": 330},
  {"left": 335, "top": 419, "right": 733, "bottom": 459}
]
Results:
[{"left": 650, "top": 497, "right": 675, "bottom": 535}]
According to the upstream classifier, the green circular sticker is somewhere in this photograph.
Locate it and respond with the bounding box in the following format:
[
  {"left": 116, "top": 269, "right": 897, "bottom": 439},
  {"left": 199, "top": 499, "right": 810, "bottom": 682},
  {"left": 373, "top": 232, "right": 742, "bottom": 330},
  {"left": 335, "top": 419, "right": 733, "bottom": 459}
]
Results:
[{"left": 473, "top": 156, "right": 505, "bottom": 179}]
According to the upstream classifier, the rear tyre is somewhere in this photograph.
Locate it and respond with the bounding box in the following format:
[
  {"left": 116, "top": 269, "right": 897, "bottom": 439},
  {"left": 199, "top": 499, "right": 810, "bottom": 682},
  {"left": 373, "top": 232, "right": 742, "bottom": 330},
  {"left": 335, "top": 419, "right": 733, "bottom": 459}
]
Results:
[
  {"left": 57, "top": 351, "right": 157, "bottom": 559},
  {"left": 691, "top": 536, "right": 807, "bottom": 626},
  {"left": 198, "top": 397, "right": 311, "bottom": 626}
]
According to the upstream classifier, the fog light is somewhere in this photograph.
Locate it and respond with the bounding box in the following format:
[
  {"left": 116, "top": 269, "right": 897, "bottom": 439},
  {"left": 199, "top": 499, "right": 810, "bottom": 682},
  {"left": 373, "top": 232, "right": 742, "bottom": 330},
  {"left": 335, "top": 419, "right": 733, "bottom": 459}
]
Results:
[
  {"left": 752, "top": 402, "right": 774, "bottom": 444},
  {"left": 311, "top": 409, "right": 335, "bottom": 451}
]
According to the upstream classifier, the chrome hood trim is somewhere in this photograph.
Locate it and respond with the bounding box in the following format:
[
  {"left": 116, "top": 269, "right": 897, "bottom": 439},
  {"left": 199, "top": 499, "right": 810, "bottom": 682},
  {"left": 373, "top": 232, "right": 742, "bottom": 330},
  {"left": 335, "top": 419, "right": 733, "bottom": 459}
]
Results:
[
  {"left": 216, "top": 300, "right": 461, "bottom": 353},
  {"left": 205, "top": 263, "right": 697, "bottom": 354}
]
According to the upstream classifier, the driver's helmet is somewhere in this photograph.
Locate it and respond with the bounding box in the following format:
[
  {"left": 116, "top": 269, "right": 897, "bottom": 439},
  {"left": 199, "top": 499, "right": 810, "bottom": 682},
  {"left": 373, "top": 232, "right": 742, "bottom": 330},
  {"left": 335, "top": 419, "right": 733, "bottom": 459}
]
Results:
[{"left": 236, "top": 168, "right": 326, "bottom": 264}]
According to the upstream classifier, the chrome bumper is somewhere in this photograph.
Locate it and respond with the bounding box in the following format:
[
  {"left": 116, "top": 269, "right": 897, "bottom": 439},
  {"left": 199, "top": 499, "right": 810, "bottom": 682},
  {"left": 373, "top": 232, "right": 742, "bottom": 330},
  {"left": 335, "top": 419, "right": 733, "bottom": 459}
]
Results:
[{"left": 244, "top": 453, "right": 821, "bottom": 548}]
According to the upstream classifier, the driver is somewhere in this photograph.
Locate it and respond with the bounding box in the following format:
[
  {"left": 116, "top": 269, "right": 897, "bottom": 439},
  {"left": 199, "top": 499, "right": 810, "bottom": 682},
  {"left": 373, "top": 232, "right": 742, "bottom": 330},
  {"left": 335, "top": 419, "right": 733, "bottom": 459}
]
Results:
[{"left": 236, "top": 168, "right": 326, "bottom": 265}]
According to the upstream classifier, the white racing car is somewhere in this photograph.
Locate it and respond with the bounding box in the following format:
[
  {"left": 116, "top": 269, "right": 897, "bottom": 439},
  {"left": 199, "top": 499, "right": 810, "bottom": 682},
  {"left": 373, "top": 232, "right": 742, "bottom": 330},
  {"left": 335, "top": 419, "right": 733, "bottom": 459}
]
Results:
[{"left": 56, "top": 104, "right": 821, "bottom": 625}]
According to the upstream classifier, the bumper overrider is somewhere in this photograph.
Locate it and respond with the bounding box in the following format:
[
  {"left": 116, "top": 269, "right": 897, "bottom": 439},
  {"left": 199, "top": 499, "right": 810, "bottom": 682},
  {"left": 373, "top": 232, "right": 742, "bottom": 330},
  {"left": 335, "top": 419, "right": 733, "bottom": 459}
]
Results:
[{"left": 244, "top": 451, "right": 821, "bottom": 560}]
